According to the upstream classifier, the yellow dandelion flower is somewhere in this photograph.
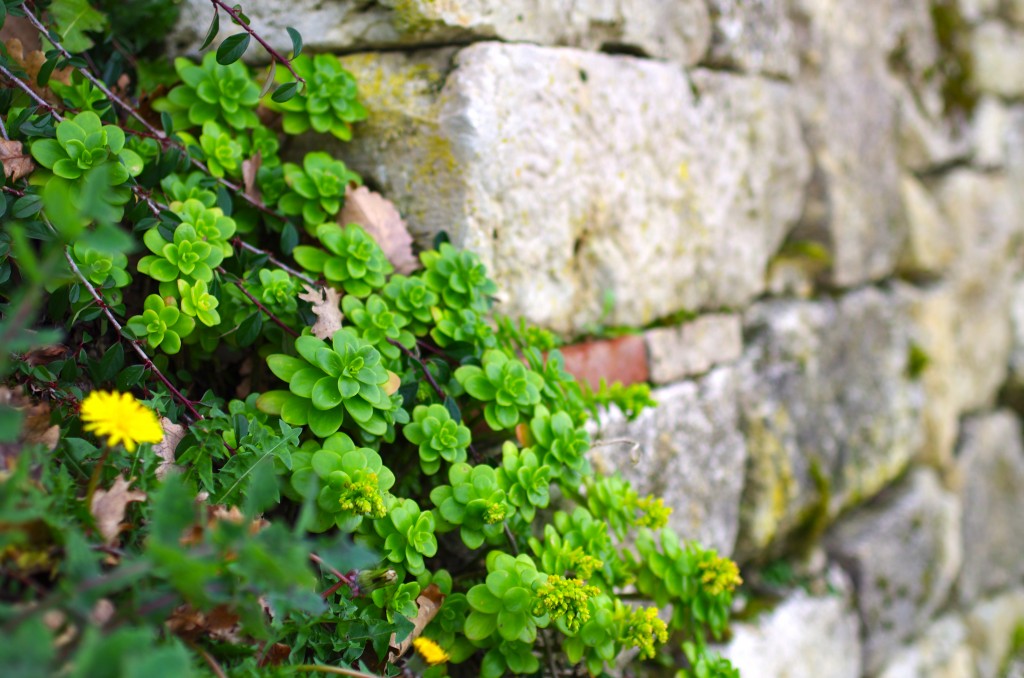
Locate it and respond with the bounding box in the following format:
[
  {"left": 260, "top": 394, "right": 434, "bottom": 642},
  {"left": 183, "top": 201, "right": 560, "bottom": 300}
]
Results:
[
  {"left": 80, "top": 391, "right": 163, "bottom": 452},
  {"left": 412, "top": 637, "right": 449, "bottom": 666}
]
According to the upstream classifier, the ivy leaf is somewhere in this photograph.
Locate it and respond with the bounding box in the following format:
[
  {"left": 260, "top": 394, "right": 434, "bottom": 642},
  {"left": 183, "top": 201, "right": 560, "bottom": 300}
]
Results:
[
  {"left": 49, "top": 0, "right": 109, "bottom": 53},
  {"left": 216, "top": 32, "right": 250, "bottom": 65}
]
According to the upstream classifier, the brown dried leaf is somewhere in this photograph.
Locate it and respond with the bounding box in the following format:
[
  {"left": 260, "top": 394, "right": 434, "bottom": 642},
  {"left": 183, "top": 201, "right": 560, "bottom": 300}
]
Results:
[
  {"left": 383, "top": 370, "right": 401, "bottom": 396},
  {"left": 0, "top": 387, "right": 59, "bottom": 473},
  {"left": 258, "top": 643, "right": 292, "bottom": 668},
  {"left": 167, "top": 603, "right": 242, "bottom": 644},
  {"left": 90, "top": 476, "right": 146, "bottom": 546},
  {"left": 153, "top": 418, "right": 186, "bottom": 480},
  {"left": 23, "top": 344, "right": 69, "bottom": 366},
  {"left": 298, "top": 284, "right": 343, "bottom": 339},
  {"left": 339, "top": 186, "right": 419, "bottom": 274},
  {"left": 0, "top": 139, "right": 34, "bottom": 182},
  {"left": 3, "top": 37, "right": 71, "bottom": 95},
  {"left": 388, "top": 584, "right": 445, "bottom": 663},
  {"left": 242, "top": 152, "right": 262, "bottom": 203}
]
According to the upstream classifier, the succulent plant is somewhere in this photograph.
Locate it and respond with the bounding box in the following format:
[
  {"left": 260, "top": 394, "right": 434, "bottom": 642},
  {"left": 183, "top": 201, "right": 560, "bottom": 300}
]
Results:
[
  {"left": 198, "top": 120, "right": 245, "bottom": 178},
  {"left": 70, "top": 242, "right": 131, "bottom": 288},
  {"left": 268, "top": 54, "right": 367, "bottom": 140},
  {"left": 455, "top": 349, "right": 544, "bottom": 430},
  {"left": 341, "top": 294, "right": 414, "bottom": 362},
  {"left": 30, "top": 111, "right": 142, "bottom": 183},
  {"left": 383, "top": 275, "right": 437, "bottom": 337},
  {"left": 292, "top": 224, "right": 392, "bottom": 297},
  {"left": 372, "top": 581, "right": 420, "bottom": 623},
  {"left": 258, "top": 329, "right": 395, "bottom": 437},
  {"left": 421, "top": 242, "right": 497, "bottom": 312},
  {"left": 465, "top": 551, "right": 548, "bottom": 644},
  {"left": 177, "top": 278, "right": 221, "bottom": 327},
  {"left": 170, "top": 198, "right": 236, "bottom": 259},
  {"left": 430, "top": 462, "right": 511, "bottom": 549},
  {"left": 257, "top": 268, "right": 299, "bottom": 314},
  {"left": 403, "top": 403, "right": 471, "bottom": 475},
  {"left": 371, "top": 497, "right": 437, "bottom": 575},
  {"left": 154, "top": 53, "right": 261, "bottom": 131},
  {"left": 160, "top": 172, "right": 217, "bottom": 207},
  {"left": 526, "top": 404, "right": 591, "bottom": 478},
  {"left": 287, "top": 432, "right": 396, "bottom": 532},
  {"left": 126, "top": 294, "right": 196, "bottom": 355},
  {"left": 496, "top": 442, "right": 551, "bottom": 523},
  {"left": 138, "top": 223, "right": 225, "bottom": 284},
  {"left": 278, "top": 152, "right": 361, "bottom": 229}
]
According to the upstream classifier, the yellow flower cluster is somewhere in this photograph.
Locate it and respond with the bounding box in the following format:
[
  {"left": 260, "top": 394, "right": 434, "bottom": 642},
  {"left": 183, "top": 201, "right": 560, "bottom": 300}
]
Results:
[
  {"left": 412, "top": 637, "right": 449, "bottom": 666},
  {"left": 623, "top": 606, "right": 668, "bottom": 660},
  {"left": 535, "top": 575, "right": 600, "bottom": 633},
  {"left": 634, "top": 495, "right": 672, "bottom": 529},
  {"left": 697, "top": 552, "right": 743, "bottom": 596},
  {"left": 80, "top": 390, "right": 162, "bottom": 452},
  {"left": 338, "top": 472, "right": 386, "bottom": 518}
]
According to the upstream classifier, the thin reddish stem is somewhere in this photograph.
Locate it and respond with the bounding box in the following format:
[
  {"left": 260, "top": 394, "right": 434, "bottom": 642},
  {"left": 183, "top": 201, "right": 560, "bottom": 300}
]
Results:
[
  {"left": 216, "top": 266, "right": 300, "bottom": 338},
  {"left": 209, "top": 0, "right": 306, "bottom": 86}
]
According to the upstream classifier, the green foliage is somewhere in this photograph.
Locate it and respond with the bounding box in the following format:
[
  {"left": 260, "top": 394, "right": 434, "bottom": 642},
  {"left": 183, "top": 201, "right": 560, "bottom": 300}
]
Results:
[
  {"left": 0, "top": 6, "right": 740, "bottom": 677},
  {"left": 126, "top": 294, "right": 195, "bottom": 354},
  {"left": 260, "top": 330, "right": 395, "bottom": 437},
  {"left": 403, "top": 403, "right": 471, "bottom": 475},
  {"left": 268, "top": 53, "right": 367, "bottom": 140},
  {"left": 279, "top": 152, "right": 361, "bottom": 230},
  {"left": 455, "top": 349, "right": 544, "bottom": 430},
  {"left": 155, "top": 54, "right": 261, "bottom": 131},
  {"left": 431, "top": 462, "right": 511, "bottom": 549}
]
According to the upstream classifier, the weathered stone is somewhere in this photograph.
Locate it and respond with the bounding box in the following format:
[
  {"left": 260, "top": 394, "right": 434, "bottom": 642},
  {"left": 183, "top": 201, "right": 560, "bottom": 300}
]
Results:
[
  {"left": 592, "top": 367, "right": 746, "bottom": 556},
  {"left": 788, "top": 1, "right": 908, "bottom": 287},
  {"left": 898, "top": 174, "right": 957, "bottom": 277},
  {"left": 957, "top": 0, "right": 999, "bottom": 23},
  {"left": 735, "top": 287, "right": 923, "bottom": 558},
  {"left": 721, "top": 567, "right": 861, "bottom": 678},
  {"left": 877, "top": 615, "right": 975, "bottom": 678},
  {"left": 973, "top": 96, "right": 1013, "bottom": 167},
  {"left": 826, "top": 469, "right": 963, "bottom": 674},
  {"left": 895, "top": 80, "right": 972, "bottom": 173},
  {"left": 954, "top": 412, "right": 1024, "bottom": 606},
  {"left": 170, "top": 0, "right": 711, "bottom": 67},
  {"left": 329, "top": 44, "right": 810, "bottom": 333},
  {"left": 964, "top": 589, "right": 1024, "bottom": 678},
  {"left": 644, "top": 314, "right": 742, "bottom": 385},
  {"left": 1009, "top": 279, "right": 1024, "bottom": 396},
  {"left": 704, "top": 0, "right": 799, "bottom": 78},
  {"left": 972, "top": 21, "right": 1024, "bottom": 97}
]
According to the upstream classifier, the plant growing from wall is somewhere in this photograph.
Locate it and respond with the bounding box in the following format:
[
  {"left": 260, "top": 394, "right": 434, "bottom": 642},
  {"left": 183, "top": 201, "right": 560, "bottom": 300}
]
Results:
[{"left": 0, "top": 3, "right": 742, "bottom": 677}]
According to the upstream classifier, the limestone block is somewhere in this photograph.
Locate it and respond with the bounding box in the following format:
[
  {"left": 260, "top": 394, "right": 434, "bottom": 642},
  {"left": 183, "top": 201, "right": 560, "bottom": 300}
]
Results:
[
  {"left": 972, "top": 22, "right": 1024, "bottom": 97},
  {"left": 1010, "top": 279, "right": 1024, "bottom": 394},
  {"left": 592, "top": 367, "right": 747, "bottom": 556},
  {"left": 721, "top": 567, "right": 861, "bottom": 678},
  {"left": 329, "top": 44, "right": 810, "bottom": 333},
  {"left": 898, "top": 174, "right": 957, "bottom": 277},
  {"left": 826, "top": 469, "right": 963, "bottom": 674},
  {"left": 964, "top": 589, "right": 1024, "bottom": 678},
  {"left": 735, "top": 287, "right": 923, "bottom": 558},
  {"left": 644, "top": 313, "right": 743, "bottom": 385},
  {"left": 877, "top": 615, "right": 975, "bottom": 678},
  {"left": 170, "top": 0, "right": 711, "bottom": 67},
  {"left": 704, "top": 0, "right": 799, "bottom": 78},
  {"left": 789, "top": 1, "right": 908, "bottom": 287},
  {"left": 957, "top": 0, "right": 999, "bottom": 23},
  {"left": 954, "top": 412, "right": 1024, "bottom": 606},
  {"left": 973, "top": 96, "right": 1013, "bottom": 167}
]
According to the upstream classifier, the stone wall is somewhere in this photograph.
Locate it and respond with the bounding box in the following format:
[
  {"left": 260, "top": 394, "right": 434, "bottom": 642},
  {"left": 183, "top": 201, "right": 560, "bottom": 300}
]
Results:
[{"left": 174, "top": 1, "right": 1024, "bottom": 675}]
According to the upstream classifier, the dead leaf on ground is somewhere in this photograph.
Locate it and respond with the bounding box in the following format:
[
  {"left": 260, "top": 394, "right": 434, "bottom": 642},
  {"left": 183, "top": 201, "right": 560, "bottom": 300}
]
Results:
[
  {"left": 90, "top": 475, "right": 146, "bottom": 546},
  {"left": 339, "top": 186, "right": 419, "bottom": 275},
  {"left": 387, "top": 583, "right": 445, "bottom": 663},
  {"left": 0, "top": 386, "right": 60, "bottom": 474},
  {"left": 23, "top": 344, "right": 69, "bottom": 366},
  {"left": 3, "top": 38, "right": 71, "bottom": 99},
  {"left": 153, "top": 417, "right": 186, "bottom": 480},
  {"left": 242, "top": 152, "right": 262, "bottom": 203},
  {"left": 0, "top": 140, "right": 34, "bottom": 182},
  {"left": 258, "top": 643, "right": 292, "bottom": 668},
  {"left": 180, "top": 503, "right": 268, "bottom": 547},
  {"left": 167, "top": 603, "right": 242, "bottom": 644},
  {"left": 298, "top": 284, "right": 343, "bottom": 339}
]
